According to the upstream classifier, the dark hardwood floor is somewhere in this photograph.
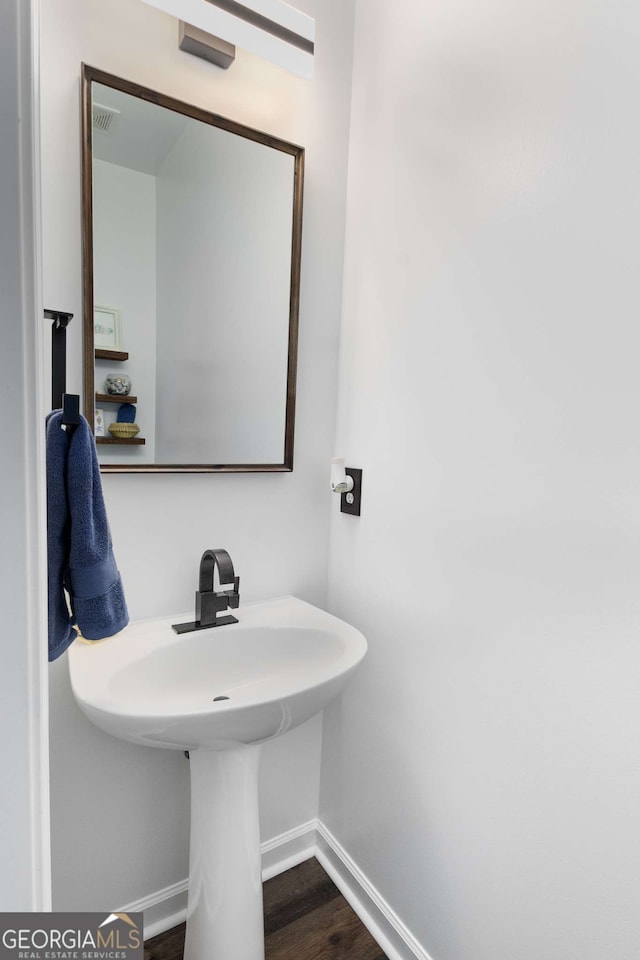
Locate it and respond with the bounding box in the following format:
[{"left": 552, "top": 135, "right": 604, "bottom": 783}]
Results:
[{"left": 144, "top": 857, "right": 388, "bottom": 960}]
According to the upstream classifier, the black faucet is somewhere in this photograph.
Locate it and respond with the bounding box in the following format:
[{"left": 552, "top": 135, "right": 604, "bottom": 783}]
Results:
[{"left": 172, "top": 549, "right": 240, "bottom": 634}]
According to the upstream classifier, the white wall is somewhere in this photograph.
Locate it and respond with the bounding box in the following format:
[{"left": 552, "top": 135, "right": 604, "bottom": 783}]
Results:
[
  {"left": 155, "top": 122, "right": 292, "bottom": 464},
  {"left": 93, "top": 159, "right": 157, "bottom": 462},
  {"left": 41, "top": 0, "right": 355, "bottom": 911},
  {"left": 322, "top": 1, "right": 640, "bottom": 959},
  {"left": 0, "top": 0, "right": 50, "bottom": 911}
]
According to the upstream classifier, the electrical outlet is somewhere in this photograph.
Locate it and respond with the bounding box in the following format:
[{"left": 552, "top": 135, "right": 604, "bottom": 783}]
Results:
[{"left": 341, "top": 467, "right": 362, "bottom": 516}]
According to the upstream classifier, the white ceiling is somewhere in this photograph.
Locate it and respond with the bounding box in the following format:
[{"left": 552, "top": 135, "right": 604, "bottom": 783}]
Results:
[{"left": 92, "top": 82, "right": 190, "bottom": 176}]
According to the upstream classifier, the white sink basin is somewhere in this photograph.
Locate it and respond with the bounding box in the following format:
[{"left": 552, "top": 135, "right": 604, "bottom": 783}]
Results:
[
  {"left": 69, "top": 595, "right": 366, "bottom": 960},
  {"left": 69, "top": 596, "right": 366, "bottom": 751}
]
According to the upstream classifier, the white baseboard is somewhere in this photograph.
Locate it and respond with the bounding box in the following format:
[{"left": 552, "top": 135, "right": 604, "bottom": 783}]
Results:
[
  {"left": 123, "top": 820, "right": 317, "bottom": 940},
  {"left": 261, "top": 819, "right": 317, "bottom": 880},
  {"left": 120, "top": 878, "right": 189, "bottom": 941},
  {"left": 124, "top": 817, "right": 430, "bottom": 960},
  {"left": 315, "top": 821, "right": 433, "bottom": 960}
]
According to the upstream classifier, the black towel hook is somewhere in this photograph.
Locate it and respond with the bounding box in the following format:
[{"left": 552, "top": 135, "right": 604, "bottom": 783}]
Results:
[{"left": 47, "top": 309, "right": 81, "bottom": 427}]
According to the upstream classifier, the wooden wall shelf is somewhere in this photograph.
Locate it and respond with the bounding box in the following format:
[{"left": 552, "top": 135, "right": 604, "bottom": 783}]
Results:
[
  {"left": 95, "top": 348, "right": 129, "bottom": 361},
  {"left": 95, "top": 392, "right": 138, "bottom": 404},
  {"left": 96, "top": 437, "right": 146, "bottom": 445}
]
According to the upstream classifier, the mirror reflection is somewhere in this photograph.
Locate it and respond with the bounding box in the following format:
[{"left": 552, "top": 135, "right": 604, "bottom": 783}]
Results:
[{"left": 82, "top": 67, "right": 304, "bottom": 472}]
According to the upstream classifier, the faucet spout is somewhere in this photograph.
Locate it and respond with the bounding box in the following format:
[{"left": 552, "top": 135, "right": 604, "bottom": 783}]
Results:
[
  {"left": 172, "top": 548, "right": 240, "bottom": 635},
  {"left": 199, "top": 548, "right": 235, "bottom": 594}
]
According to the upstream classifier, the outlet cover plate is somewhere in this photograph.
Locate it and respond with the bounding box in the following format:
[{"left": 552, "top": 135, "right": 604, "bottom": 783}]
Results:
[{"left": 341, "top": 467, "right": 362, "bottom": 516}]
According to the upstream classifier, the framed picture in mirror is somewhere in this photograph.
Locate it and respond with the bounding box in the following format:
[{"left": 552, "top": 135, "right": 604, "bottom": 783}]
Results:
[{"left": 94, "top": 305, "right": 122, "bottom": 351}]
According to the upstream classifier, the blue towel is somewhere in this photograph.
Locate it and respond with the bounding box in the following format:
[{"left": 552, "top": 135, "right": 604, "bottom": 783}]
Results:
[
  {"left": 46, "top": 411, "right": 75, "bottom": 660},
  {"left": 46, "top": 411, "right": 128, "bottom": 661}
]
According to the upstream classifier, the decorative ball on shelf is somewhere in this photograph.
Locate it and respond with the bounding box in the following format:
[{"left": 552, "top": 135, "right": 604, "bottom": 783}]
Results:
[
  {"left": 108, "top": 402, "right": 140, "bottom": 439},
  {"left": 105, "top": 372, "right": 132, "bottom": 396}
]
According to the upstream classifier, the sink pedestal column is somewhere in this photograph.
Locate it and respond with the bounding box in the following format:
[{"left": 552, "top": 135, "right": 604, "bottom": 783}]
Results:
[{"left": 184, "top": 745, "right": 264, "bottom": 960}]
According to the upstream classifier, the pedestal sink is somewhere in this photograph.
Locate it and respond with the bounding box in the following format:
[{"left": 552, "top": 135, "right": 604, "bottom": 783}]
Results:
[{"left": 68, "top": 596, "right": 367, "bottom": 960}]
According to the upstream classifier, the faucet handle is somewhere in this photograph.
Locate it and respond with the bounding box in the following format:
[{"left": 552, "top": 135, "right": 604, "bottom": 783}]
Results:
[{"left": 224, "top": 576, "right": 240, "bottom": 609}]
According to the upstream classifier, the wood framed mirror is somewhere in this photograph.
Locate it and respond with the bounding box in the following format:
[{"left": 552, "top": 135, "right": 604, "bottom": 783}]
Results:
[{"left": 81, "top": 64, "right": 304, "bottom": 473}]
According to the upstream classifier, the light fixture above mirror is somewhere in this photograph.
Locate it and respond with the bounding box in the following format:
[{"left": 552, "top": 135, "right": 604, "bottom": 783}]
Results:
[{"left": 140, "top": 0, "right": 315, "bottom": 78}]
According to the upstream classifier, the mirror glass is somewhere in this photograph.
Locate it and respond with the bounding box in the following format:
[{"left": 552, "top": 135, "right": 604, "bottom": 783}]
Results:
[{"left": 82, "top": 66, "right": 304, "bottom": 473}]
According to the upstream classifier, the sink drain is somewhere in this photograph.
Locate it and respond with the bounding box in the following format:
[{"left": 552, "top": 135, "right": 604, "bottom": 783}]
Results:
[{"left": 213, "top": 695, "right": 230, "bottom": 702}]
